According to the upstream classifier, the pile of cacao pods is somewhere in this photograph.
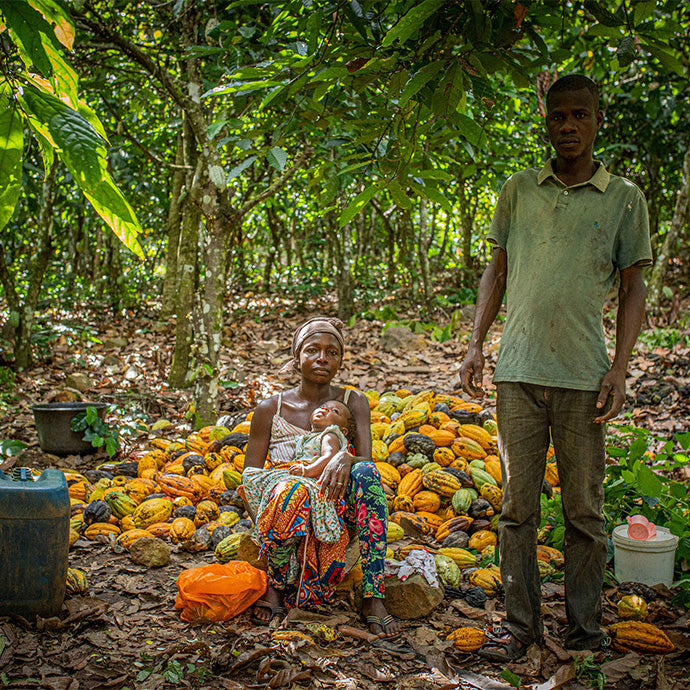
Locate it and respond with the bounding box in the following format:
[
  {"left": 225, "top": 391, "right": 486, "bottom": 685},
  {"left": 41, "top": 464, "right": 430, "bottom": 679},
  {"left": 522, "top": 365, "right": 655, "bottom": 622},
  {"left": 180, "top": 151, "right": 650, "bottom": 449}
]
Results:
[
  {"left": 362, "top": 388, "right": 565, "bottom": 602},
  {"left": 61, "top": 387, "right": 568, "bottom": 594}
]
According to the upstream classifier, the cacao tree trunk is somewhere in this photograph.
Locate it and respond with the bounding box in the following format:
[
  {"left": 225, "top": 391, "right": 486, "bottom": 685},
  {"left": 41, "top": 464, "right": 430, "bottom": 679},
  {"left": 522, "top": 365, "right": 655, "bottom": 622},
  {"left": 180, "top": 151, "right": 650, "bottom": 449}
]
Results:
[
  {"left": 168, "top": 176, "right": 201, "bottom": 388},
  {"left": 160, "top": 129, "right": 186, "bottom": 318},
  {"left": 327, "top": 214, "right": 355, "bottom": 320},
  {"left": 192, "top": 186, "right": 231, "bottom": 427},
  {"left": 0, "top": 168, "right": 56, "bottom": 369},
  {"left": 417, "top": 197, "right": 432, "bottom": 313},
  {"left": 647, "top": 146, "right": 690, "bottom": 311}
]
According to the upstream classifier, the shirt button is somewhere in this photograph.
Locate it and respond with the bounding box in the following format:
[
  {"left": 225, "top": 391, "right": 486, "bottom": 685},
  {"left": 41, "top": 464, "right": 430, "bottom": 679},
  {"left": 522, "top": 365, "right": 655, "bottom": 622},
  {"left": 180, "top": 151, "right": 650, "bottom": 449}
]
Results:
[{"left": 563, "top": 190, "right": 569, "bottom": 196}]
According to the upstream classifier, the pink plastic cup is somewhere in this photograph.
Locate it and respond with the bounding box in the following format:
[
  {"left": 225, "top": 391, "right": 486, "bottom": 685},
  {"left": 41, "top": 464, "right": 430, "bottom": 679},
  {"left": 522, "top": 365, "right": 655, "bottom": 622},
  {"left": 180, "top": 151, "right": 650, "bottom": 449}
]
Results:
[{"left": 626, "top": 514, "right": 652, "bottom": 540}]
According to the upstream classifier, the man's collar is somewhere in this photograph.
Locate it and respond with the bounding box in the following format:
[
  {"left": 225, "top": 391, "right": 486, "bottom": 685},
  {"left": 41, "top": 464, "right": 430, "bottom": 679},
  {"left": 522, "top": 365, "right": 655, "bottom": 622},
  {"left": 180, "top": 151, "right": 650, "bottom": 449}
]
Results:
[{"left": 537, "top": 160, "right": 610, "bottom": 192}]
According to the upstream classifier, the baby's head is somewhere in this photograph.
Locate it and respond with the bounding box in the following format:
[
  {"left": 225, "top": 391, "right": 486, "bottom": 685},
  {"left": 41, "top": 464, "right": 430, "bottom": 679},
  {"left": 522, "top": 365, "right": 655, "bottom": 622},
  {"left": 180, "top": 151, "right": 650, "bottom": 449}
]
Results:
[{"left": 310, "top": 400, "right": 355, "bottom": 441}]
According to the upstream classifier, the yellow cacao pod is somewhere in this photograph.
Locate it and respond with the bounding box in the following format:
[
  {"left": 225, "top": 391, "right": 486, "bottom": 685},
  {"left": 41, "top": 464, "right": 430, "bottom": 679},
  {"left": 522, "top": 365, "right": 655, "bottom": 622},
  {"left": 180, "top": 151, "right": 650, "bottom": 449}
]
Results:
[
  {"left": 617, "top": 595, "right": 648, "bottom": 621},
  {"left": 446, "top": 627, "right": 486, "bottom": 651},
  {"left": 608, "top": 621, "right": 674, "bottom": 654}
]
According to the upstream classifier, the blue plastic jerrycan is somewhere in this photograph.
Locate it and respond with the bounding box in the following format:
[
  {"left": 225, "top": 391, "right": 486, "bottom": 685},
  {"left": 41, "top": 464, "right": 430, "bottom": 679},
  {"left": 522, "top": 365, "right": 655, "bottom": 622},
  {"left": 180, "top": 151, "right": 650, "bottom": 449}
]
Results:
[{"left": 0, "top": 468, "right": 70, "bottom": 617}]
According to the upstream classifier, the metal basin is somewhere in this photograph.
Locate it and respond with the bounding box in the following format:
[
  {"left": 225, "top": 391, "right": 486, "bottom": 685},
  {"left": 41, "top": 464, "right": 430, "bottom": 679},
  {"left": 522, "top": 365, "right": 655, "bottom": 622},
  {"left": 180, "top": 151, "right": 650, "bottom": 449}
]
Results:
[{"left": 31, "top": 402, "right": 108, "bottom": 456}]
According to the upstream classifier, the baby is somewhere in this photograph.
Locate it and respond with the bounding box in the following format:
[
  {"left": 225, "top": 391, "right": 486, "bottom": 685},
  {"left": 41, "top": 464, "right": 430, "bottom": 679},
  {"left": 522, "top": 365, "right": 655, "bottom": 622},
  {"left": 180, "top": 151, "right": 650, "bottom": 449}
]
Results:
[{"left": 288, "top": 400, "right": 355, "bottom": 479}]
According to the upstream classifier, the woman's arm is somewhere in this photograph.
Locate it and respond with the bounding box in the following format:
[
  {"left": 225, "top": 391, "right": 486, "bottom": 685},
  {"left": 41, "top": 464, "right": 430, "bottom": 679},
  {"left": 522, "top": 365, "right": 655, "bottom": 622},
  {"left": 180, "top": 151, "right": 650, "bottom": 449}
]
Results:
[{"left": 242, "top": 398, "right": 276, "bottom": 470}]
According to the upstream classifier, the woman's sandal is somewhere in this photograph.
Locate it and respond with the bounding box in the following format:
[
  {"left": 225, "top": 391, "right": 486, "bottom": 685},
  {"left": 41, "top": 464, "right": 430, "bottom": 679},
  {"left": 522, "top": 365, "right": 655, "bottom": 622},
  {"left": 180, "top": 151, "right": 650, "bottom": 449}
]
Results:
[
  {"left": 251, "top": 599, "right": 286, "bottom": 625},
  {"left": 477, "top": 632, "right": 527, "bottom": 662},
  {"left": 365, "top": 614, "right": 401, "bottom": 640}
]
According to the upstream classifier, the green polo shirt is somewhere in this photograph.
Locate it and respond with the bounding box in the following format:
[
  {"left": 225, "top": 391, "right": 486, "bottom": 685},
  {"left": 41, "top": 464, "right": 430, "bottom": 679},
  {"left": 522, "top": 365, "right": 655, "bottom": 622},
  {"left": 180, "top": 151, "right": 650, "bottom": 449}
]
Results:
[{"left": 488, "top": 160, "right": 652, "bottom": 391}]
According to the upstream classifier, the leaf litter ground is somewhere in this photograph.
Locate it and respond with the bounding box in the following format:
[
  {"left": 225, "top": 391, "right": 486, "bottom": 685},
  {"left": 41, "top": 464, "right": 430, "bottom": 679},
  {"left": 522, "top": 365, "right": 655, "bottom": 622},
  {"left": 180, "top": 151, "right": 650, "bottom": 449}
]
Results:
[{"left": 0, "top": 294, "right": 689, "bottom": 689}]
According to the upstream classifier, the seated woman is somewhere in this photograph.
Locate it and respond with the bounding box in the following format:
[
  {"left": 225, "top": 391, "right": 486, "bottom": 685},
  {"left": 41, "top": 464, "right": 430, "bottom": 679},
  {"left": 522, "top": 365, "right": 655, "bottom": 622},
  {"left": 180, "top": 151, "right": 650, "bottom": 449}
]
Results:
[
  {"left": 219, "top": 317, "right": 400, "bottom": 638},
  {"left": 242, "top": 400, "right": 354, "bottom": 608}
]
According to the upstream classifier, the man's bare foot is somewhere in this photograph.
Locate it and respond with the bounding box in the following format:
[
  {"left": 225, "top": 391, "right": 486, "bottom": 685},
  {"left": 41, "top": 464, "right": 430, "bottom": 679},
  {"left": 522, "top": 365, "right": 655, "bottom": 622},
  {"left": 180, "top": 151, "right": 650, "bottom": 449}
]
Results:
[
  {"left": 361, "top": 597, "right": 401, "bottom": 638},
  {"left": 252, "top": 583, "right": 284, "bottom": 624}
]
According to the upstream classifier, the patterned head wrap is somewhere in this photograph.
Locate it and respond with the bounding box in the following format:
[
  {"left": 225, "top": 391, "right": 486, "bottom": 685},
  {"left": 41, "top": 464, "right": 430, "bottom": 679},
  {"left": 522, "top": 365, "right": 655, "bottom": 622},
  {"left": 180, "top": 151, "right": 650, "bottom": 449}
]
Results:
[{"left": 278, "top": 317, "right": 345, "bottom": 374}]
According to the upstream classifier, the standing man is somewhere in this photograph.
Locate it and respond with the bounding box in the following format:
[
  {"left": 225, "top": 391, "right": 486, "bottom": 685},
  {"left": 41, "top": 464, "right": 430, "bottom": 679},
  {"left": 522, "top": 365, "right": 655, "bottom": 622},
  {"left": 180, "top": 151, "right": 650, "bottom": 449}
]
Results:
[{"left": 460, "top": 74, "right": 652, "bottom": 661}]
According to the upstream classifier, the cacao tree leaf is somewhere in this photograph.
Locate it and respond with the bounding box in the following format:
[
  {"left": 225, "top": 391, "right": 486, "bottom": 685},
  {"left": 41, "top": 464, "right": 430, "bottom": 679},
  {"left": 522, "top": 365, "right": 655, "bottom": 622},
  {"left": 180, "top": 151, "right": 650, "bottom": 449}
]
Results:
[
  {"left": 584, "top": 0, "right": 626, "bottom": 27},
  {"left": 339, "top": 184, "right": 379, "bottom": 228},
  {"left": 202, "top": 79, "right": 284, "bottom": 98},
  {"left": 227, "top": 155, "right": 257, "bottom": 180},
  {"left": 616, "top": 34, "right": 636, "bottom": 68},
  {"left": 266, "top": 146, "right": 287, "bottom": 171},
  {"left": 388, "top": 179, "right": 412, "bottom": 210},
  {"left": 409, "top": 181, "right": 452, "bottom": 212},
  {"left": 1, "top": 0, "right": 56, "bottom": 77},
  {"left": 0, "top": 88, "right": 24, "bottom": 232},
  {"left": 449, "top": 112, "right": 487, "bottom": 149},
  {"left": 20, "top": 83, "right": 105, "bottom": 187},
  {"left": 341, "top": 0, "right": 368, "bottom": 41},
  {"left": 19, "top": 84, "right": 143, "bottom": 257},
  {"left": 431, "top": 62, "right": 464, "bottom": 118},
  {"left": 29, "top": 0, "right": 75, "bottom": 49},
  {"left": 81, "top": 177, "right": 144, "bottom": 259},
  {"left": 382, "top": 0, "right": 444, "bottom": 47},
  {"left": 398, "top": 61, "right": 444, "bottom": 107},
  {"left": 641, "top": 41, "right": 685, "bottom": 76}
]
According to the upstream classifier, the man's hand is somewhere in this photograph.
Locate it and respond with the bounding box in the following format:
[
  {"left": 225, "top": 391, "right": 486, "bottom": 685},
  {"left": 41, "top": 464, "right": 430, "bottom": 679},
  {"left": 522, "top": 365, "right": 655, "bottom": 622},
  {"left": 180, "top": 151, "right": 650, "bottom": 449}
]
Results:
[
  {"left": 460, "top": 345, "right": 486, "bottom": 398},
  {"left": 594, "top": 367, "right": 626, "bottom": 423}
]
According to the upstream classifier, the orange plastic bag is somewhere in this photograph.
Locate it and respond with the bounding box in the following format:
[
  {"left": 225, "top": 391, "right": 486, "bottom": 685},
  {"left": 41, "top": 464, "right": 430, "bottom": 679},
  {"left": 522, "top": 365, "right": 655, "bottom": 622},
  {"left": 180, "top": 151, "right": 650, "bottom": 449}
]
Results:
[{"left": 175, "top": 561, "right": 267, "bottom": 623}]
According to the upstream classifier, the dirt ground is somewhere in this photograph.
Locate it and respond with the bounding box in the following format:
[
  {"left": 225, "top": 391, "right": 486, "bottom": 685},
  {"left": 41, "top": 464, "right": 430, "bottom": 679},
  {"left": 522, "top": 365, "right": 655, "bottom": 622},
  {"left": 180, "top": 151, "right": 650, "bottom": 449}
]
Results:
[{"left": 1, "top": 299, "right": 689, "bottom": 689}]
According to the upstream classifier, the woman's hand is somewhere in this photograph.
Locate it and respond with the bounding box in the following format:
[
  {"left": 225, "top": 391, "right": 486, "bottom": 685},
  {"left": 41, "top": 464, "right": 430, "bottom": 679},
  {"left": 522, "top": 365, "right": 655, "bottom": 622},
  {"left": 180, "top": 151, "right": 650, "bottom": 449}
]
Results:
[{"left": 318, "top": 450, "right": 353, "bottom": 500}]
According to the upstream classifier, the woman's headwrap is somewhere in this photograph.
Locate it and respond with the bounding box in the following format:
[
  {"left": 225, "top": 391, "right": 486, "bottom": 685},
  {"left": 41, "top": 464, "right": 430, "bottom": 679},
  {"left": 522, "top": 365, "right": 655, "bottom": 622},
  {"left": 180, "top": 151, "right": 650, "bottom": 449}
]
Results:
[{"left": 278, "top": 317, "right": 345, "bottom": 374}]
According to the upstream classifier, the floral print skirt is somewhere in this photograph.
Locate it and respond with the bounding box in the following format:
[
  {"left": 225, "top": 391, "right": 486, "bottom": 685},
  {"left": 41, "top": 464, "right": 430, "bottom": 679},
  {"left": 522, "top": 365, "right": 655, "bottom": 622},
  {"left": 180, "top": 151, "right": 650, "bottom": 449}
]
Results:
[{"left": 257, "top": 460, "right": 388, "bottom": 606}]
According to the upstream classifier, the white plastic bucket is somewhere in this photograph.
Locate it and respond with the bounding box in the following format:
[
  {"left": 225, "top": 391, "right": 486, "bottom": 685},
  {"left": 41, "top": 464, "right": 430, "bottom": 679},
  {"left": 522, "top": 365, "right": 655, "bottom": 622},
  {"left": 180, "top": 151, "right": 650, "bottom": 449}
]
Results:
[{"left": 612, "top": 524, "right": 678, "bottom": 587}]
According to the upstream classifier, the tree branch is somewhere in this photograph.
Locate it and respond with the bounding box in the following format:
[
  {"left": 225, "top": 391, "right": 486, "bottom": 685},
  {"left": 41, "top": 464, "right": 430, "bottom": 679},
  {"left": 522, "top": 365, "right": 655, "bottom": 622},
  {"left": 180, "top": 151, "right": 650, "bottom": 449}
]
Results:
[{"left": 235, "top": 148, "right": 313, "bottom": 219}]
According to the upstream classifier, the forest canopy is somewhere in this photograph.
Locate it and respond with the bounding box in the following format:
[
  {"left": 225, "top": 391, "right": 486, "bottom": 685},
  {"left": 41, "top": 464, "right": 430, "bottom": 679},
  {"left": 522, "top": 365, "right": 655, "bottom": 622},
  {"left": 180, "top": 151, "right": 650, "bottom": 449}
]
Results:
[{"left": 0, "top": 0, "right": 688, "bottom": 423}]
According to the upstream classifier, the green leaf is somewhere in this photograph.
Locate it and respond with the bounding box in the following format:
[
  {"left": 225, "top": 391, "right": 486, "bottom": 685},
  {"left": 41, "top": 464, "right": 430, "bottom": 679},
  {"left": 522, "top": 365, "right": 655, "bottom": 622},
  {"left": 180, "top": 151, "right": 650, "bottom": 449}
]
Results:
[
  {"left": 636, "top": 465, "right": 663, "bottom": 498},
  {"left": 20, "top": 84, "right": 105, "bottom": 187},
  {"left": 388, "top": 178, "right": 412, "bottom": 210},
  {"left": 500, "top": 667, "right": 522, "bottom": 688},
  {"left": 616, "top": 34, "right": 636, "bottom": 68},
  {"left": 1, "top": 0, "right": 56, "bottom": 77},
  {"left": 670, "top": 481, "right": 687, "bottom": 499},
  {"left": 201, "top": 79, "right": 284, "bottom": 99},
  {"left": 642, "top": 42, "right": 686, "bottom": 76},
  {"left": 431, "top": 62, "right": 464, "bottom": 118},
  {"left": 381, "top": 0, "right": 444, "bottom": 47},
  {"left": 81, "top": 177, "right": 144, "bottom": 258},
  {"left": 227, "top": 155, "right": 256, "bottom": 180},
  {"left": 450, "top": 112, "right": 487, "bottom": 149},
  {"left": 85, "top": 406, "right": 98, "bottom": 424},
  {"left": 584, "top": 1, "right": 625, "bottom": 27},
  {"left": 398, "top": 61, "right": 444, "bottom": 107},
  {"left": 633, "top": 1, "right": 657, "bottom": 26},
  {"left": 413, "top": 182, "right": 452, "bottom": 212},
  {"left": 20, "top": 84, "right": 143, "bottom": 257},
  {"left": 0, "top": 91, "right": 24, "bottom": 232},
  {"left": 676, "top": 432, "right": 690, "bottom": 451},
  {"left": 207, "top": 119, "right": 227, "bottom": 140},
  {"left": 266, "top": 146, "right": 287, "bottom": 171},
  {"left": 0, "top": 439, "right": 27, "bottom": 457},
  {"left": 339, "top": 184, "right": 379, "bottom": 228},
  {"left": 105, "top": 437, "right": 119, "bottom": 457}
]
